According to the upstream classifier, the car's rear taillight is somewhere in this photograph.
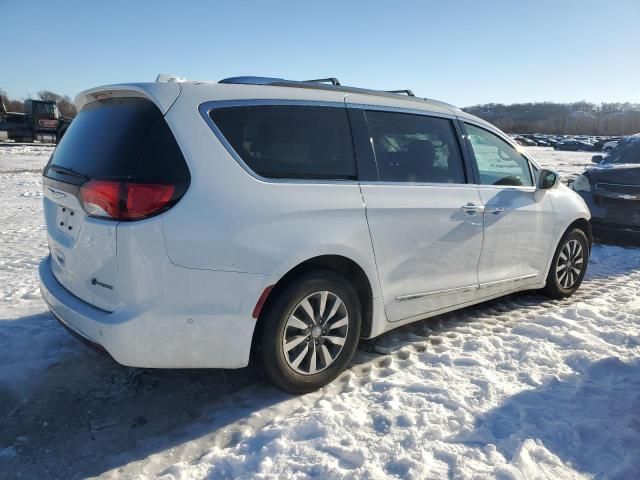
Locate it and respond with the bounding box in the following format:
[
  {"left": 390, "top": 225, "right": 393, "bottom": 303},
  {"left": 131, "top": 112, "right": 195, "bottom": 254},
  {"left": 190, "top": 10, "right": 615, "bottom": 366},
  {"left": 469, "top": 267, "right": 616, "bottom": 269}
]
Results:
[{"left": 79, "top": 180, "right": 176, "bottom": 221}]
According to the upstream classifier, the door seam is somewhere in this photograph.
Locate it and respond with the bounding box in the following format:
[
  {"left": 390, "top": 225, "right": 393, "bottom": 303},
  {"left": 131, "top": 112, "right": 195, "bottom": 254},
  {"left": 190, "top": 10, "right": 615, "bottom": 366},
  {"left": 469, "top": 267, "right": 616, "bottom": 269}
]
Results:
[{"left": 357, "top": 183, "right": 389, "bottom": 318}]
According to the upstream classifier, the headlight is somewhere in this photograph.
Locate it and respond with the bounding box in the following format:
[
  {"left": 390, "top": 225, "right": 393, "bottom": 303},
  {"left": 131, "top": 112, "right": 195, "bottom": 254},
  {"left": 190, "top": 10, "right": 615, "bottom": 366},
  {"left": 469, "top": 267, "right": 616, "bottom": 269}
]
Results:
[{"left": 572, "top": 174, "right": 591, "bottom": 192}]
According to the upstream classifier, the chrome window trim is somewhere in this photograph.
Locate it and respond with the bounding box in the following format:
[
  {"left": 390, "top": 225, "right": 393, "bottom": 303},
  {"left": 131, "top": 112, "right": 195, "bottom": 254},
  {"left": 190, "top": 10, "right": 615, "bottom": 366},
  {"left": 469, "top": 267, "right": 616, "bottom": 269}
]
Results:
[
  {"left": 345, "top": 102, "right": 458, "bottom": 121},
  {"left": 475, "top": 184, "right": 537, "bottom": 193},
  {"left": 461, "top": 119, "right": 522, "bottom": 151},
  {"left": 199, "top": 99, "right": 528, "bottom": 188},
  {"left": 394, "top": 273, "right": 538, "bottom": 302},
  {"left": 199, "top": 99, "right": 359, "bottom": 186}
]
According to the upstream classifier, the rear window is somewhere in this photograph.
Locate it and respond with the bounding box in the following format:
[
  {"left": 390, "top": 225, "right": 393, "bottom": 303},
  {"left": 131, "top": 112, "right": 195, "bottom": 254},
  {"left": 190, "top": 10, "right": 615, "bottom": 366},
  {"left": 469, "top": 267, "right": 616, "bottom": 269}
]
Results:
[
  {"left": 45, "top": 97, "right": 189, "bottom": 185},
  {"left": 209, "top": 105, "right": 356, "bottom": 180}
]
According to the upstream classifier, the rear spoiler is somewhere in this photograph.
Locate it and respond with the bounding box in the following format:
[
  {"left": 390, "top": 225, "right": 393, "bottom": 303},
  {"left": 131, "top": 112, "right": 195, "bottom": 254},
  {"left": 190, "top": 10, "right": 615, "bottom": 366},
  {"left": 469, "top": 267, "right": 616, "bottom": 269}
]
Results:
[{"left": 75, "top": 82, "right": 182, "bottom": 115}]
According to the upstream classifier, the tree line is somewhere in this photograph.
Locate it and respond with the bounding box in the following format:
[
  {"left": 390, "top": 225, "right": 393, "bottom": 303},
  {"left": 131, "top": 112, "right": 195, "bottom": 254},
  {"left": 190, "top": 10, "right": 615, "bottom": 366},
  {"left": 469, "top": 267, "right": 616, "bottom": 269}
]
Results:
[
  {"left": 3, "top": 88, "right": 640, "bottom": 135},
  {"left": 0, "top": 88, "right": 77, "bottom": 118},
  {"left": 463, "top": 101, "right": 640, "bottom": 136}
]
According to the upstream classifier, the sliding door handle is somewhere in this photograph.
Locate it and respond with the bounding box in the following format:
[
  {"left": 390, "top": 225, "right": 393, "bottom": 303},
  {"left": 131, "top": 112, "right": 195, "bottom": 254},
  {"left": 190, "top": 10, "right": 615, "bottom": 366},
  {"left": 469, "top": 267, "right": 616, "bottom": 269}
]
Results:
[{"left": 460, "top": 203, "right": 485, "bottom": 214}]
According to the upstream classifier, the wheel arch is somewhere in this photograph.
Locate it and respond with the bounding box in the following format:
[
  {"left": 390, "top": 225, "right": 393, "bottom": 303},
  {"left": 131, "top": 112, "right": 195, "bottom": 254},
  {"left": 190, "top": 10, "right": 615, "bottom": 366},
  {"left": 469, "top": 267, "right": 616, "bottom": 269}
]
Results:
[
  {"left": 542, "top": 215, "right": 592, "bottom": 285},
  {"left": 250, "top": 254, "right": 375, "bottom": 359},
  {"left": 542, "top": 217, "right": 592, "bottom": 298},
  {"left": 566, "top": 217, "right": 593, "bottom": 251}
]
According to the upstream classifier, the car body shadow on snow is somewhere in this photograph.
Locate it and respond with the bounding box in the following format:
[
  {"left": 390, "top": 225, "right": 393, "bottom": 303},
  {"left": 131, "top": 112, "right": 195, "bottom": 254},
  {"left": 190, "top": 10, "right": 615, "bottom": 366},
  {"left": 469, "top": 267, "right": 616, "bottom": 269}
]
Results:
[
  {"left": 0, "top": 322, "right": 283, "bottom": 479},
  {"left": 468, "top": 357, "right": 640, "bottom": 479},
  {"left": 0, "top": 313, "right": 384, "bottom": 480}
]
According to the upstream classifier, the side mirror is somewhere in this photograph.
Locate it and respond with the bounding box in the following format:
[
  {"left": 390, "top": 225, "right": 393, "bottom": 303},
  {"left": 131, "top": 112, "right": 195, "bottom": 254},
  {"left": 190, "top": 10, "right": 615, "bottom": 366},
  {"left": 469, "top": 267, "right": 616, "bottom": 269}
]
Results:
[
  {"left": 538, "top": 169, "right": 559, "bottom": 190},
  {"left": 591, "top": 155, "right": 603, "bottom": 163}
]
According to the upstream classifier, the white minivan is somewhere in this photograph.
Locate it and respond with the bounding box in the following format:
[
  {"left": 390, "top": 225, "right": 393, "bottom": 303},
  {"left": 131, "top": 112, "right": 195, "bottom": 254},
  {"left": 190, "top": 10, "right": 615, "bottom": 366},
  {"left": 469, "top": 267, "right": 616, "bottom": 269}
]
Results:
[{"left": 39, "top": 76, "right": 591, "bottom": 392}]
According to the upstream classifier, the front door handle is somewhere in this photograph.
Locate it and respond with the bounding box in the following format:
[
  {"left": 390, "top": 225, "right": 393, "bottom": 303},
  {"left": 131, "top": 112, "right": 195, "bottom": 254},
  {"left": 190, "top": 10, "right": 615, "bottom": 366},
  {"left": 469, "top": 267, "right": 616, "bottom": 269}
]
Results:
[
  {"left": 486, "top": 207, "right": 505, "bottom": 215},
  {"left": 461, "top": 203, "right": 485, "bottom": 214}
]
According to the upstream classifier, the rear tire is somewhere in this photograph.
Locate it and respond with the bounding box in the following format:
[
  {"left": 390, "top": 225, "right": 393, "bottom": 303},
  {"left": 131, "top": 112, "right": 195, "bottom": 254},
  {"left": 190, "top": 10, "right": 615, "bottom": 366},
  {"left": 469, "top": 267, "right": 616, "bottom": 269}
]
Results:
[
  {"left": 542, "top": 228, "right": 589, "bottom": 299},
  {"left": 256, "top": 270, "right": 361, "bottom": 394}
]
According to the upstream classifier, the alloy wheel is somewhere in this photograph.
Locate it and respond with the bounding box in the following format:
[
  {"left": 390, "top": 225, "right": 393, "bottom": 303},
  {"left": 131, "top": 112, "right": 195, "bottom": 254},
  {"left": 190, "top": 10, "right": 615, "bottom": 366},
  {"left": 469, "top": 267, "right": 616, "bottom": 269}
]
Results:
[
  {"left": 555, "top": 239, "right": 585, "bottom": 289},
  {"left": 282, "top": 290, "right": 349, "bottom": 375}
]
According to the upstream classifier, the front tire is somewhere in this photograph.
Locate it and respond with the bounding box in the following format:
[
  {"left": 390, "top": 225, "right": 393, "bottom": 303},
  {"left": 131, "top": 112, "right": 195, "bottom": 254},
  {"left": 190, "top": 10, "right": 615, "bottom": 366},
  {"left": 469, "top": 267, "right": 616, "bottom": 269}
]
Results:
[
  {"left": 543, "top": 228, "right": 589, "bottom": 298},
  {"left": 256, "top": 270, "right": 361, "bottom": 394}
]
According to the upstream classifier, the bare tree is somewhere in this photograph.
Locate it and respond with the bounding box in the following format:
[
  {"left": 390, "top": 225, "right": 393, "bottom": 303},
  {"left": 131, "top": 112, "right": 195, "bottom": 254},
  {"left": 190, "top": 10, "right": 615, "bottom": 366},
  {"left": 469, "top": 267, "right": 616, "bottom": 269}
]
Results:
[
  {"left": 57, "top": 95, "right": 76, "bottom": 118},
  {"left": 37, "top": 90, "right": 77, "bottom": 118},
  {"left": 0, "top": 87, "right": 24, "bottom": 113},
  {"left": 37, "top": 90, "right": 62, "bottom": 103}
]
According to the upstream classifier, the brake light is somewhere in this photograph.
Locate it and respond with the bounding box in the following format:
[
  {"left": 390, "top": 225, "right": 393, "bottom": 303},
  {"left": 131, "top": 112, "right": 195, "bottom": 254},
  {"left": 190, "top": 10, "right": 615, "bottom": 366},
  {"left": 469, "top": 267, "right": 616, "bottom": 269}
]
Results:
[{"left": 79, "top": 180, "right": 175, "bottom": 220}]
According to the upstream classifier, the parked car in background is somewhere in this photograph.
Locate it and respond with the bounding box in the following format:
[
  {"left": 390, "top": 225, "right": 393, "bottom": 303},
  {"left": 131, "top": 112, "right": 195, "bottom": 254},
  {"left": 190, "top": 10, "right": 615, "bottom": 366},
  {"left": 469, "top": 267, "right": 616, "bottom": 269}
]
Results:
[
  {"left": 592, "top": 138, "right": 608, "bottom": 151},
  {"left": 38, "top": 75, "right": 592, "bottom": 393},
  {"left": 554, "top": 139, "right": 593, "bottom": 151},
  {"left": 603, "top": 140, "right": 619, "bottom": 152},
  {"left": 514, "top": 136, "right": 536, "bottom": 146},
  {"left": 573, "top": 134, "right": 640, "bottom": 238}
]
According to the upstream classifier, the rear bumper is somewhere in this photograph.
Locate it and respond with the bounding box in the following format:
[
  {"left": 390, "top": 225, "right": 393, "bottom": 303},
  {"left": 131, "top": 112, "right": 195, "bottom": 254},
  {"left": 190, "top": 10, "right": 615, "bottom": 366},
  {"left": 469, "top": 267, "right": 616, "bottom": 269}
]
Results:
[
  {"left": 50, "top": 307, "right": 112, "bottom": 358},
  {"left": 39, "top": 255, "right": 114, "bottom": 346},
  {"left": 39, "top": 255, "right": 266, "bottom": 369}
]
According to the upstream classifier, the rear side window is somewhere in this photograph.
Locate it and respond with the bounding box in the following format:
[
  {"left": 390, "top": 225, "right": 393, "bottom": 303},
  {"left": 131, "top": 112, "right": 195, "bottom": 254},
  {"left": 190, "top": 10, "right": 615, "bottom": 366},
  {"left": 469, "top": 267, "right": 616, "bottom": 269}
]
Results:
[
  {"left": 209, "top": 105, "right": 356, "bottom": 180},
  {"left": 465, "top": 123, "right": 533, "bottom": 187},
  {"left": 45, "top": 97, "right": 189, "bottom": 186},
  {"left": 365, "top": 110, "right": 466, "bottom": 184}
]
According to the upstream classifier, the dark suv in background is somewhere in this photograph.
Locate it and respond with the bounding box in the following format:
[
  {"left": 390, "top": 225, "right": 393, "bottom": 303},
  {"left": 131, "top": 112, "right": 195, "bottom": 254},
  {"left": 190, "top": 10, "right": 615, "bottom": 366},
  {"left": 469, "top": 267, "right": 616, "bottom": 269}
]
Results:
[{"left": 572, "top": 134, "right": 640, "bottom": 239}]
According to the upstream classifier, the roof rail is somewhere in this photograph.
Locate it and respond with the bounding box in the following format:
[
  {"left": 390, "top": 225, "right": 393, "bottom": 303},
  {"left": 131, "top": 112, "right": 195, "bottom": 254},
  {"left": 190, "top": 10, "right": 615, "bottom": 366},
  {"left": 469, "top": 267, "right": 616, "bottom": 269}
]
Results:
[
  {"left": 386, "top": 89, "right": 415, "bottom": 97},
  {"left": 216, "top": 76, "right": 456, "bottom": 110},
  {"left": 219, "top": 76, "right": 285, "bottom": 85},
  {"left": 303, "top": 77, "right": 341, "bottom": 86}
]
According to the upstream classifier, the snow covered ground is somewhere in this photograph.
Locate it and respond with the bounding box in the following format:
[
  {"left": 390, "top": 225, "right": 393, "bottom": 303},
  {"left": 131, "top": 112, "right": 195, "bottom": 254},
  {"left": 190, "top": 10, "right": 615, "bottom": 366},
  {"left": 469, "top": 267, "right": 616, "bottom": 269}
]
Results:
[
  {"left": 525, "top": 148, "right": 594, "bottom": 183},
  {"left": 1, "top": 146, "right": 639, "bottom": 480}
]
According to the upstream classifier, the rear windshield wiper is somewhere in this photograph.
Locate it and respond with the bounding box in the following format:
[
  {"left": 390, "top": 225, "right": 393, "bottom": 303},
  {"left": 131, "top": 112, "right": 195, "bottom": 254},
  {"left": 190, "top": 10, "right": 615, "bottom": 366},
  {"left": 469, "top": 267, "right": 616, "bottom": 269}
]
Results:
[{"left": 49, "top": 165, "right": 89, "bottom": 180}]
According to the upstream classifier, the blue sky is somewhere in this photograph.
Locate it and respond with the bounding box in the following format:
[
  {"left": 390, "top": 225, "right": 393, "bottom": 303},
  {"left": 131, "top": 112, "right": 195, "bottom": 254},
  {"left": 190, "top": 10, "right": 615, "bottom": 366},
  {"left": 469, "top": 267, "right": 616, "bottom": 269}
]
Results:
[{"left": 2, "top": 0, "right": 639, "bottom": 107}]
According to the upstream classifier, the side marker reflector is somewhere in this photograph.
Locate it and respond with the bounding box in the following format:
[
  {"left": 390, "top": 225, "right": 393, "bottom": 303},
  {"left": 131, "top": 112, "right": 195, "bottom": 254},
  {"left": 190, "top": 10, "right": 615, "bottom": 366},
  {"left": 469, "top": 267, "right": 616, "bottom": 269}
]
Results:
[{"left": 252, "top": 285, "right": 274, "bottom": 319}]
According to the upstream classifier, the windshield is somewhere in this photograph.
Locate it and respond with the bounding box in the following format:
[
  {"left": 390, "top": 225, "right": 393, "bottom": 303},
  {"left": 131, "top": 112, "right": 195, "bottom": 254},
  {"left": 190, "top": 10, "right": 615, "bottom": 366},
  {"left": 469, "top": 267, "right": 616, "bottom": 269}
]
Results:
[
  {"left": 603, "top": 139, "right": 640, "bottom": 165},
  {"left": 35, "top": 102, "right": 56, "bottom": 117}
]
